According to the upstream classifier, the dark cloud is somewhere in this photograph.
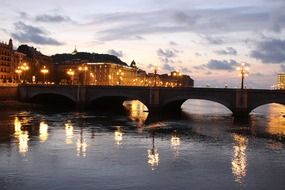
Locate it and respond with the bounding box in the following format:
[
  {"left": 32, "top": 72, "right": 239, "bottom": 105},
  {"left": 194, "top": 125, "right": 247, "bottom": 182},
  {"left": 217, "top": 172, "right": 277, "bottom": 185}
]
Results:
[
  {"left": 95, "top": 5, "right": 285, "bottom": 41},
  {"left": 204, "top": 35, "right": 224, "bottom": 45},
  {"left": 19, "top": 12, "right": 29, "bottom": 19},
  {"left": 205, "top": 59, "right": 239, "bottom": 71},
  {"left": 181, "top": 66, "right": 191, "bottom": 73},
  {"left": 169, "top": 41, "right": 178, "bottom": 46},
  {"left": 157, "top": 48, "right": 177, "bottom": 58},
  {"left": 35, "top": 14, "right": 71, "bottom": 23},
  {"left": 107, "top": 49, "right": 124, "bottom": 57},
  {"left": 193, "top": 65, "right": 205, "bottom": 70},
  {"left": 215, "top": 47, "right": 237, "bottom": 56},
  {"left": 11, "top": 21, "right": 63, "bottom": 45},
  {"left": 163, "top": 63, "right": 175, "bottom": 72},
  {"left": 251, "top": 72, "right": 265, "bottom": 76},
  {"left": 251, "top": 38, "right": 285, "bottom": 64},
  {"left": 195, "top": 52, "right": 202, "bottom": 56},
  {"left": 148, "top": 64, "right": 154, "bottom": 69}
]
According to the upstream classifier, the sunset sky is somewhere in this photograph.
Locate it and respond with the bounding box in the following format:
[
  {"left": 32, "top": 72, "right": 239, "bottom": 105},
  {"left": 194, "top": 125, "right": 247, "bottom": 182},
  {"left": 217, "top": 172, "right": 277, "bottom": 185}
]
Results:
[{"left": 1, "top": 0, "right": 285, "bottom": 88}]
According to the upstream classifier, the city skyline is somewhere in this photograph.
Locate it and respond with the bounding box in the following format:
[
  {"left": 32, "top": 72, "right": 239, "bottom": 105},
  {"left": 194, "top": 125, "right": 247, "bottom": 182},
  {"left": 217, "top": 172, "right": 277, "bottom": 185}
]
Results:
[{"left": 1, "top": 0, "right": 285, "bottom": 88}]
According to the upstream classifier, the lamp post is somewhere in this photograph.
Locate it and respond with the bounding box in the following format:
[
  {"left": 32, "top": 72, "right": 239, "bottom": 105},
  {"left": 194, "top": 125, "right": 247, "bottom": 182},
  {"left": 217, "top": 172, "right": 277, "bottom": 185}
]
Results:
[
  {"left": 15, "top": 67, "right": 22, "bottom": 83},
  {"left": 236, "top": 63, "right": 249, "bottom": 90},
  {"left": 67, "top": 69, "right": 75, "bottom": 85},
  {"left": 152, "top": 66, "right": 159, "bottom": 87},
  {"left": 40, "top": 66, "right": 49, "bottom": 84},
  {"left": 78, "top": 66, "right": 88, "bottom": 85},
  {"left": 20, "top": 63, "right": 29, "bottom": 83}
]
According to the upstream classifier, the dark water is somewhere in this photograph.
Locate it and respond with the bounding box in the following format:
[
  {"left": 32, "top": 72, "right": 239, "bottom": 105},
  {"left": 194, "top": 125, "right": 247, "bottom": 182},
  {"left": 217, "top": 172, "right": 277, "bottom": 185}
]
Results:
[{"left": 0, "top": 100, "right": 285, "bottom": 190}]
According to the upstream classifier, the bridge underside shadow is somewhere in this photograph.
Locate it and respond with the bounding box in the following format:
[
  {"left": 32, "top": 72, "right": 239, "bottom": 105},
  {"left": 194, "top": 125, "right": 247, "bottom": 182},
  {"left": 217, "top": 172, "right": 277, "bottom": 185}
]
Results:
[
  {"left": 31, "top": 94, "right": 76, "bottom": 107},
  {"left": 87, "top": 96, "right": 132, "bottom": 112},
  {"left": 160, "top": 99, "right": 188, "bottom": 112}
]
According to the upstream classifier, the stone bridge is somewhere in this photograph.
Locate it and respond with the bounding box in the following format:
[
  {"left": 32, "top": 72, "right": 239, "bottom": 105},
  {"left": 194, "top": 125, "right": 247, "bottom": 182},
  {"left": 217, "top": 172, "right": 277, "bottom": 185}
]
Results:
[{"left": 17, "top": 84, "right": 285, "bottom": 117}]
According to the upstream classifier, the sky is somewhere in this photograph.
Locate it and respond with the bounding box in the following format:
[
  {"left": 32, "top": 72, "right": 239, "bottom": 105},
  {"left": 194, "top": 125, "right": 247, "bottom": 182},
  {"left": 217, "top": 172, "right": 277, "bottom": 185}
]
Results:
[{"left": 1, "top": 0, "right": 285, "bottom": 88}]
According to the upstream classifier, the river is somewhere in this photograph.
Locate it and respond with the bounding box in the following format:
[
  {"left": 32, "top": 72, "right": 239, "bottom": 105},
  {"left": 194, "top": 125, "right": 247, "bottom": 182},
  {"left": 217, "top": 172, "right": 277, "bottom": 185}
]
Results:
[{"left": 0, "top": 100, "right": 284, "bottom": 190}]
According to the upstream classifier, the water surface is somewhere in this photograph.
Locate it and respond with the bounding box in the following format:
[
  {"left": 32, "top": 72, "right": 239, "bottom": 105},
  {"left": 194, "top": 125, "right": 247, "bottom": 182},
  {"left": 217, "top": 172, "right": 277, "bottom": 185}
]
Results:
[{"left": 0, "top": 100, "right": 285, "bottom": 190}]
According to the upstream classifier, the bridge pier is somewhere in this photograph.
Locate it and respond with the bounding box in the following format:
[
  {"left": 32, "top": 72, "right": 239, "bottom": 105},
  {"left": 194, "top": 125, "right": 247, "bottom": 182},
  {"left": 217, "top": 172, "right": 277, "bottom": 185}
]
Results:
[{"left": 233, "top": 90, "right": 250, "bottom": 118}]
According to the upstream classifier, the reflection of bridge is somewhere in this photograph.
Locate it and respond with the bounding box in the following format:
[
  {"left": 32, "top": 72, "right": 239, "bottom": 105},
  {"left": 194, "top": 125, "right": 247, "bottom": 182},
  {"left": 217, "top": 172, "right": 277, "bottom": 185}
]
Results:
[{"left": 18, "top": 85, "right": 285, "bottom": 117}]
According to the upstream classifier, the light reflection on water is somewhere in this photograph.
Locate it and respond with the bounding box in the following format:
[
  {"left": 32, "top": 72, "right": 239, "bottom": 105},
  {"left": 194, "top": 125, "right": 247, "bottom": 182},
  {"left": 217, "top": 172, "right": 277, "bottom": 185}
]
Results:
[
  {"left": 0, "top": 100, "right": 284, "bottom": 190},
  {"left": 14, "top": 117, "right": 29, "bottom": 156},
  {"left": 114, "top": 127, "right": 123, "bottom": 145},
  {"left": 231, "top": 134, "right": 248, "bottom": 184},
  {"left": 39, "top": 122, "right": 49, "bottom": 143},
  {"left": 65, "top": 121, "right": 74, "bottom": 144}
]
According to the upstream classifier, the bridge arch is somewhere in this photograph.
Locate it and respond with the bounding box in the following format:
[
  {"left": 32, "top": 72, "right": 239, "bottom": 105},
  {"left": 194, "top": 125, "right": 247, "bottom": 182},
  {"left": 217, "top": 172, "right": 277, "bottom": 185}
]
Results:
[
  {"left": 30, "top": 93, "right": 76, "bottom": 107},
  {"left": 250, "top": 101, "right": 285, "bottom": 114},
  {"left": 161, "top": 96, "right": 234, "bottom": 114}
]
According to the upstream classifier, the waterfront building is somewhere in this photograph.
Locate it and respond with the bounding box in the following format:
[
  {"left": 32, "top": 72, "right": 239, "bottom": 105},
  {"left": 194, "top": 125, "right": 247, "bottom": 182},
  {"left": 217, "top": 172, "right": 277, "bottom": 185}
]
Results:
[
  {"left": 0, "top": 39, "right": 14, "bottom": 83},
  {"left": 277, "top": 73, "right": 285, "bottom": 89},
  {"left": 55, "top": 60, "right": 194, "bottom": 87},
  {"left": 0, "top": 39, "right": 53, "bottom": 84},
  {"left": 17, "top": 45, "right": 53, "bottom": 83}
]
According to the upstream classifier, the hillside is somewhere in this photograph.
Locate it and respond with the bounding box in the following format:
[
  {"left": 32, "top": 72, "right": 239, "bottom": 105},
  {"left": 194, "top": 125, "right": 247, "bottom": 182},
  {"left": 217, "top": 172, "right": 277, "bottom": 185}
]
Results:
[{"left": 51, "top": 52, "right": 128, "bottom": 66}]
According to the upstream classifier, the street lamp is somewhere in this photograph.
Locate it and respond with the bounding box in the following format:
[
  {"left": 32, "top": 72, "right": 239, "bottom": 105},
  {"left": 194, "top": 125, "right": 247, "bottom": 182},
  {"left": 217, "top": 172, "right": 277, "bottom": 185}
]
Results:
[
  {"left": 236, "top": 62, "right": 249, "bottom": 90},
  {"left": 40, "top": 66, "right": 49, "bottom": 84},
  {"left": 151, "top": 66, "right": 160, "bottom": 87},
  {"left": 67, "top": 69, "right": 75, "bottom": 85},
  {"left": 78, "top": 66, "right": 88, "bottom": 85},
  {"left": 15, "top": 67, "right": 22, "bottom": 83},
  {"left": 20, "top": 63, "right": 29, "bottom": 83}
]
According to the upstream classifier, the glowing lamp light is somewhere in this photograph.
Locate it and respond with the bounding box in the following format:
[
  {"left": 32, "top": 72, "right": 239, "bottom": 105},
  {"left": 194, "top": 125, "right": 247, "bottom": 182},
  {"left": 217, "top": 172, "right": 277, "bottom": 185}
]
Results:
[
  {"left": 236, "top": 62, "right": 249, "bottom": 89},
  {"left": 40, "top": 66, "right": 49, "bottom": 83}
]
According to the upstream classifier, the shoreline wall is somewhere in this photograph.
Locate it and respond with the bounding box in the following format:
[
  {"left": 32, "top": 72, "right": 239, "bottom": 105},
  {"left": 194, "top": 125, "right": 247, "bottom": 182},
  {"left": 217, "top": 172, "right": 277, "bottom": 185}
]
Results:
[{"left": 0, "top": 86, "right": 18, "bottom": 101}]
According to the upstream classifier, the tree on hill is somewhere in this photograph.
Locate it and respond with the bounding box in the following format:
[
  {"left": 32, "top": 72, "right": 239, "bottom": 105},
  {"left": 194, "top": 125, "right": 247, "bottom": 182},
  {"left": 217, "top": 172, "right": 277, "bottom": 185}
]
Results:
[{"left": 51, "top": 52, "right": 128, "bottom": 66}]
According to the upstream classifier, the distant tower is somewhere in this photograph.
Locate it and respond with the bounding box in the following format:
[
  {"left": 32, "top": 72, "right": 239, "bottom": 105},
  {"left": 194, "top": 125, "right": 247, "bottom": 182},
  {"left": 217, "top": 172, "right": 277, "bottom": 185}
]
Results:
[
  {"left": 72, "top": 45, "right": 78, "bottom": 55},
  {"left": 130, "top": 60, "right": 137, "bottom": 68},
  {"left": 8, "top": 38, "right": 13, "bottom": 50}
]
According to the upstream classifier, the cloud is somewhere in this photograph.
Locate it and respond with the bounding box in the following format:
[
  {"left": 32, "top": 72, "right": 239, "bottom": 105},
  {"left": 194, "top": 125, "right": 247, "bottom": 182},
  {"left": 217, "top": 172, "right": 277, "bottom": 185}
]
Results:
[
  {"left": 205, "top": 59, "right": 239, "bottom": 71},
  {"left": 94, "top": 5, "right": 285, "bottom": 41},
  {"left": 251, "top": 38, "right": 285, "bottom": 64},
  {"left": 163, "top": 63, "right": 175, "bottom": 72},
  {"left": 195, "top": 52, "right": 202, "bottom": 56},
  {"left": 35, "top": 14, "right": 71, "bottom": 23},
  {"left": 281, "top": 65, "right": 285, "bottom": 72},
  {"left": 11, "top": 21, "right": 63, "bottom": 45},
  {"left": 107, "top": 49, "right": 124, "bottom": 57},
  {"left": 169, "top": 41, "right": 178, "bottom": 46},
  {"left": 180, "top": 66, "right": 191, "bottom": 73},
  {"left": 204, "top": 35, "right": 224, "bottom": 45},
  {"left": 157, "top": 48, "right": 177, "bottom": 58},
  {"left": 215, "top": 47, "right": 237, "bottom": 56}
]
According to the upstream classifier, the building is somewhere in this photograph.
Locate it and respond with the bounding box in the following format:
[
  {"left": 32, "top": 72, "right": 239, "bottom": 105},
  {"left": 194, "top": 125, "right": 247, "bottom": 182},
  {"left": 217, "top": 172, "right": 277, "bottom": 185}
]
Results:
[
  {"left": 0, "top": 39, "right": 53, "bottom": 84},
  {"left": 17, "top": 45, "right": 53, "bottom": 83},
  {"left": 277, "top": 73, "right": 285, "bottom": 90},
  {"left": 0, "top": 39, "right": 14, "bottom": 83},
  {"left": 54, "top": 59, "right": 194, "bottom": 87}
]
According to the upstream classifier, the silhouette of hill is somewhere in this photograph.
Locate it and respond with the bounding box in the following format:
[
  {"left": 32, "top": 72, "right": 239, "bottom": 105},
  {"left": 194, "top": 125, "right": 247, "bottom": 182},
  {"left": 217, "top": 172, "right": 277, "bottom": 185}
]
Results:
[{"left": 51, "top": 52, "right": 128, "bottom": 66}]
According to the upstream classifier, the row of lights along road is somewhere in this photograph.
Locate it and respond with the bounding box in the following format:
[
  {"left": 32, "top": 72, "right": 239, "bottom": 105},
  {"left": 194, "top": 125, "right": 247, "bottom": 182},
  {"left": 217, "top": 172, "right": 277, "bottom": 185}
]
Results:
[{"left": 15, "top": 62, "right": 249, "bottom": 89}]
